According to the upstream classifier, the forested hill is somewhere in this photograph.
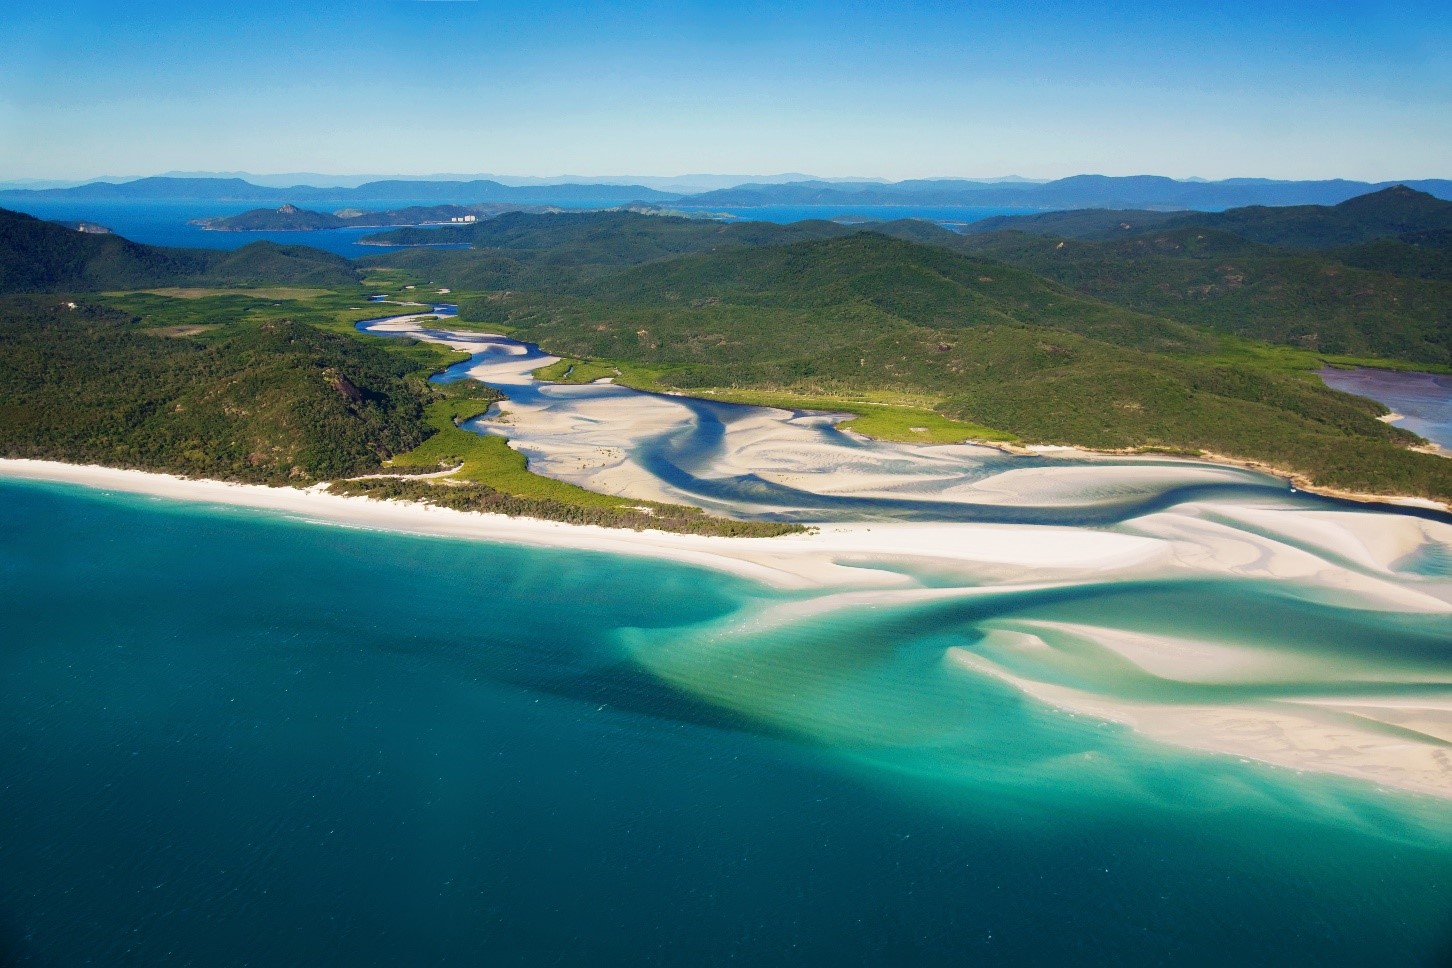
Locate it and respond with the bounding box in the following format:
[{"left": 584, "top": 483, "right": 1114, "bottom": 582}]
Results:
[
  {"left": 359, "top": 201, "right": 1452, "bottom": 367},
  {"left": 1178, "top": 186, "right": 1452, "bottom": 248},
  {"left": 948, "top": 191, "right": 1452, "bottom": 366},
  {"left": 963, "top": 186, "right": 1452, "bottom": 247},
  {"left": 196, "top": 203, "right": 545, "bottom": 232},
  {"left": 957, "top": 228, "right": 1452, "bottom": 365},
  {"left": 200, "top": 204, "right": 350, "bottom": 231},
  {"left": 0, "top": 298, "right": 429, "bottom": 483},
  {"left": 0, "top": 207, "right": 359, "bottom": 291},
  {"left": 580, "top": 232, "right": 1210, "bottom": 353},
  {"left": 453, "top": 229, "right": 1452, "bottom": 503},
  {"left": 0, "top": 194, "right": 1449, "bottom": 504},
  {"left": 362, "top": 209, "right": 851, "bottom": 255},
  {"left": 360, "top": 211, "right": 866, "bottom": 290}
]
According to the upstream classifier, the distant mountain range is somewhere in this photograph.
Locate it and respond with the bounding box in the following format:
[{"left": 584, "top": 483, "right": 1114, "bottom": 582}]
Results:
[
  {"left": 682, "top": 175, "right": 1452, "bottom": 209},
  {"left": 0, "top": 177, "right": 681, "bottom": 205},
  {"left": 3, "top": 174, "right": 1449, "bottom": 211}
]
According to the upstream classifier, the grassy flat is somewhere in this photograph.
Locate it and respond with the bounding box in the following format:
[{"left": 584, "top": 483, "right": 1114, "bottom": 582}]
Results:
[
  {"left": 531, "top": 358, "right": 620, "bottom": 383},
  {"left": 682, "top": 387, "right": 1017, "bottom": 443},
  {"left": 387, "top": 397, "right": 633, "bottom": 509}
]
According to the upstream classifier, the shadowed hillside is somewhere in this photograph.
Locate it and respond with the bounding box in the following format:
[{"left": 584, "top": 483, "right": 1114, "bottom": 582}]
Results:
[{"left": 0, "top": 207, "right": 360, "bottom": 292}]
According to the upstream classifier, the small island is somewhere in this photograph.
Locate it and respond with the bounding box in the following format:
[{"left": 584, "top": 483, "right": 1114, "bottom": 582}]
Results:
[{"left": 191, "top": 202, "right": 550, "bottom": 232}]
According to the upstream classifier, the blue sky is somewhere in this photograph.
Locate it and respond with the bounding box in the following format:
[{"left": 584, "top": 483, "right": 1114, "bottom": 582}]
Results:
[{"left": 2, "top": 0, "right": 1448, "bottom": 181}]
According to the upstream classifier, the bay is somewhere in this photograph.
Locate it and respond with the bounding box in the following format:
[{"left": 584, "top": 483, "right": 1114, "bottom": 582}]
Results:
[
  {"left": 0, "top": 199, "right": 1036, "bottom": 258},
  {"left": 1, "top": 479, "right": 1450, "bottom": 965},
  {"left": 1321, "top": 366, "right": 1452, "bottom": 451}
]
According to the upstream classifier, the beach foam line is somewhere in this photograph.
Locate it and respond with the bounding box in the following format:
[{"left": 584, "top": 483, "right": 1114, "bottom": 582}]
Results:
[
  {"left": 0, "top": 459, "right": 1166, "bottom": 591},
  {"left": 6, "top": 457, "right": 1450, "bottom": 800}
]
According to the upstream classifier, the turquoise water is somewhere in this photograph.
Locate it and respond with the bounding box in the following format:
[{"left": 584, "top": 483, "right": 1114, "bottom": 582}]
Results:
[{"left": 2, "top": 479, "right": 1451, "bottom": 965}]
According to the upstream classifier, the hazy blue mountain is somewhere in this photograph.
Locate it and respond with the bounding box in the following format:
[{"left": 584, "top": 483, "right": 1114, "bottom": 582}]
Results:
[
  {"left": 0, "top": 177, "right": 681, "bottom": 205},
  {"left": 10, "top": 174, "right": 1452, "bottom": 211},
  {"left": 685, "top": 175, "right": 1452, "bottom": 209}
]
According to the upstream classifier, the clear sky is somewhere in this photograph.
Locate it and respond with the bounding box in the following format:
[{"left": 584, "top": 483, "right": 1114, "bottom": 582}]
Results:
[{"left": 2, "top": 0, "right": 1449, "bottom": 182}]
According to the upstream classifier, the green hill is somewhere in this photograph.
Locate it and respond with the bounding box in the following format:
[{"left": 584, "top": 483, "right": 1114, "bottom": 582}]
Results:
[
  {"left": 1329, "top": 229, "right": 1452, "bottom": 282},
  {"left": 199, "top": 242, "right": 360, "bottom": 287},
  {"left": 3, "top": 202, "right": 1449, "bottom": 506},
  {"left": 363, "top": 210, "right": 857, "bottom": 291},
  {"left": 198, "top": 203, "right": 517, "bottom": 232},
  {"left": 0, "top": 297, "right": 428, "bottom": 482},
  {"left": 583, "top": 232, "right": 1211, "bottom": 353},
  {"left": 365, "top": 209, "right": 850, "bottom": 256},
  {"left": 1180, "top": 186, "right": 1452, "bottom": 249},
  {"left": 454, "top": 230, "right": 1452, "bottom": 502},
  {"left": 0, "top": 207, "right": 360, "bottom": 292},
  {"left": 962, "top": 186, "right": 1452, "bottom": 248},
  {"left": 954, "top": 226, "right": 1452, "bottom": 365},
  {"left": 961, "top": 208, "right": 1187, "bottom": 241},
  {"left": 198, "top": 204, "right": 347, "bottom": 231}
]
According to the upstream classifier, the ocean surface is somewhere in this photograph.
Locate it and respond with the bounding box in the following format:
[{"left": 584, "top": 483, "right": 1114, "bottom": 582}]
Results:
[
  {"left": 2, "top": 479, "right": 1451, "bottom": 966},
  {"left": 1, "top": 226, "right": 1450, "bottom": 964},
  {"left": 1, "top": 199, "right": 1034, "bottom": 257},
  {"left": 1320, "top": 367, "right": 1452, "bottom": 451}
]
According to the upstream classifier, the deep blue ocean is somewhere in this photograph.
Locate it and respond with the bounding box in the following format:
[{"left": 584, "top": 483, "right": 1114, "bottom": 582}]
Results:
[
  {"left": 2, "top": 480, "right": 1450, "bottom": 966},
  {"left": 1, "top": 199, "right": 1035, "bottom": 258}
]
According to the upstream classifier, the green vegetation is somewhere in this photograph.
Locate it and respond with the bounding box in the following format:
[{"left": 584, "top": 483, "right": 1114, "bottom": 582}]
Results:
[
  {"left": 367, "top": 381, "right": 806, "bottom": 534},
  {"left": 385, "top": 387, "right": 633, "bottom": 506},
  {"left": 684, "top": 388, "right": 1016, "bottom": 444},
  {"left": 5, "top": 192, "right": 1451, "bottom": 514},
  {"left": 1163, "top": 186, "right": 1452, "bottom": 250},
  {"left": 0, "top": 279, "right": 803, "bottom": 535},
  {"left": 199, "top": 203, "right": 523, "bottom": 233},
  {"left": 326, "top": 476, "right": 805, "bottom": 536},
  {"left": 112, "top": 286, "right": 338, "bottom": 300},
  {"left": 953, "top": 228, "right": 1452, "bottom": 365},
  {"left": 0, "top": 207, "right": 360, "bottom": 292},
  {"left": 419, "top": 225, "right": 1452, "bottom": 502},
  {"left": 0, "top": 295, "right": 430, "bottom": 483},
  {"left": 943, "top": 187, "right": 1452, "bottom": 364},
  {"left": 532, "top": 358, "right": 620, "bottom": 383},
  {"left": 98, "top": 286, "right": 469, "bottom": 372},
  {"left": 962, "top": 185, "right": 1452, "bottom": 249},
  {"left": 199, "top": 204, "right": 348, "bottom": 231},
  {"left": 1329, "top": 231, "right": 1452, "bottom": 282},
  {"left": 359, "top": 210, "right": 861, "bottom": 292}
]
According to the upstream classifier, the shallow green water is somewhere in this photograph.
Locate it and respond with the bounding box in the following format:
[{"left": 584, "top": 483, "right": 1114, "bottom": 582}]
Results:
[{"left": 1, "top": 480, "right": 1450, "bottom": 965}]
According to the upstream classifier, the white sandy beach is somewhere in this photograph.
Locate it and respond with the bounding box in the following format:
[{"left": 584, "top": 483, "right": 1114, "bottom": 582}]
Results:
[
  {"left": 5, "top": 455, "right": 1450, "bottom": 801},
  {"left": 365, "top": 315, "right": 1310, "bottom": 518},
  {"left": 0, "top": 458, "right": 1168, "bottom": 590},
  {"left": 4, "top": 317, "right": 1450, "bottom": 803}
]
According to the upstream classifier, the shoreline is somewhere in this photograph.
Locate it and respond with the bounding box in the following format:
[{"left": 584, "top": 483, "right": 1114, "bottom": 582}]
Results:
[
  {"left": 4, "top": 457, "right": 1450, "bottom": 803},
  {"left": 1189, "top": 450, "right": 1449, "bottom": 512},
  {"left": 0, "top": 458, "right": 1167, "bottom": 591},
  {"left": 970, "top": 440, "right": 1450, "bottom": 513},
  {"left": 541, "top": 370, "right": 1451, "bottom": 514},
  {"left": 377, "top": 310, "right": 1452, "bottom": 515}
]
